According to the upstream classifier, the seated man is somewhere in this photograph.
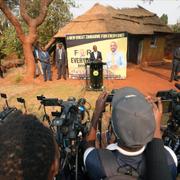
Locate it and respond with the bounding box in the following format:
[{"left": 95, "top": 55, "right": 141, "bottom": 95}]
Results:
[
  {"left": 0, "top": 111, "right": 59, "bottom": 180},
  {"left": 84, "top": 87, "right": 177, "bottom": 180}
]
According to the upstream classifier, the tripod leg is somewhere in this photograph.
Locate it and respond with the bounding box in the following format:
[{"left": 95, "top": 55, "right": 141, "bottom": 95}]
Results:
[
  {"left": 75, "top": 146, "right": 78, "bottom": 180},
  {"left": 98, "top": 119, "right": 102, "bottom": 148}
]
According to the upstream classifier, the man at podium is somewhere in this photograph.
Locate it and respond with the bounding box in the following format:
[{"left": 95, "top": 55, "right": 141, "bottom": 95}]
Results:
[{"left": 90, "top": 45, "right": 102, "bottom": 61}]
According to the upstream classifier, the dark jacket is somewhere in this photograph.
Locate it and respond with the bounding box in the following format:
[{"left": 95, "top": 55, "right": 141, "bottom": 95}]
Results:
[
  {"left": 55, "top": 48, "right": 67, "bottom": 66},
  {"left": 90, "top": 51, "right": 102, "bottom": 61},
  {"left": 173, "top": 47, "right": 180, "bottom": 60}
]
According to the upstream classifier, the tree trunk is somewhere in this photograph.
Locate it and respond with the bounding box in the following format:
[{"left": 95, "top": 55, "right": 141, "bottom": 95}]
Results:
[
  {"left": 22, "top": 42, "right": 35, "bottom": 79},
  {"left": 0, "top": 0, "right": 53, "bottom": 79}
]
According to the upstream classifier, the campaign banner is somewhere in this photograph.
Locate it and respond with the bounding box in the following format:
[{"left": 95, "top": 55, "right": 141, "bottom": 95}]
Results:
[{"left": 66, "top": 33, "right": 127, "bottom": 79}]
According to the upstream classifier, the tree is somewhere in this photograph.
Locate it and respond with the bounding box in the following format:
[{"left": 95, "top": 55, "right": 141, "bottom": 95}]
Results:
[
  {"left": 160, "top": 14, "right": 168, "bottom": 25},
  {"left": 171, "top": 23, "right": 180, "bottom": 32},
  {"left": 0, "top": 0, "right": 18, "bottom": 33},
  {"left": 0, "top": 0, "right": 53, "bottom": 79},
  {"left": 38, "top": 0, "right": 74, "bottom": 44},
  {"left": 0, "top": 26, "right": 22, "bottom": 58}
]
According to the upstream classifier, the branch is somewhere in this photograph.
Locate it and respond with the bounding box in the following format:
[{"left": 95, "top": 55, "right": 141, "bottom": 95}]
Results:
[
  {"left": 32, "top": 0, "right": 53, "bottom": 27},
  {"left": 0, "top": 0, "right": 25, "bottom": 42},
  {"left": 20, "top": 0, "right": 31, "bottom": 25}
]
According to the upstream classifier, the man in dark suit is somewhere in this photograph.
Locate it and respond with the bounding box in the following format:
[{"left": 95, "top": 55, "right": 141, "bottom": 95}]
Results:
[
  {"left": 55, "top": 43, "right": 67, "bottom": 80},
  {"left": 90, "top": 45, "right": 102, "bottom": 61},
  {"left": 170, "top": 46, "right": 180, "bottom": 82}
]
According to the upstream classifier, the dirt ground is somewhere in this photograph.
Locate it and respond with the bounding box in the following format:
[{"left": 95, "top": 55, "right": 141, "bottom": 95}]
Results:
[
  {"left": 0, "top": 60, "right": 179, "bottom": 126},
  {"left": 0, "top": 61, "right": 178, "bottom": 114},
  {"left": 0, "top": 61, "right": 180, "bottom": 178}
]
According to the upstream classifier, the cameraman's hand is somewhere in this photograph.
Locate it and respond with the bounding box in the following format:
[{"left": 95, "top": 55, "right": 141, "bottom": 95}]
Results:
[
  {"left": 86, "top": 92, "right": 108, "bottom": 145},
  {"left": 92, "top": 92, "right": 108, "bottom": 128},
  {"left": 146, "top": 96, "right": 162, "bottom": 138},
  {"left": 94, "top": 92, "right": 108, "bottom": 115}
]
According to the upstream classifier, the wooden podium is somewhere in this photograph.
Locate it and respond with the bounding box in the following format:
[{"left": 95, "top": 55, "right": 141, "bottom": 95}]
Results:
[{"left": 85, "top": 61, "right": 106, "bottom": 91}]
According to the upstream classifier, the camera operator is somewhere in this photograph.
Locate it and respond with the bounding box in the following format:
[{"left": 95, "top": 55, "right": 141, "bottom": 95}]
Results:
[
  {"left": 175, "top": 83, "right": 180, "bottom": 90},
  {"left": 145, "top": 96, "right": 172, "bottom": 180},
  {"left": 84, "top": 87, "right": 177, "bottom": 180},
  {"left": 170, "top": 46, "right": 180, "bottom": 82},
  {"left": 0, "top": 110, "right": 60, "bottom": 180}
]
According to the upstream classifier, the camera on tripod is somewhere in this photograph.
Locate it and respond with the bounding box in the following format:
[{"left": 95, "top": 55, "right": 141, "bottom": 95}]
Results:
[
  {"left": 156, "top": 89, "right": 180, "bottom": 174},
  {"left": 156, "top": 89, "right": 180, "bottom": 127},
  {"left": 38, "top": 96, "right": 90, "bottom": 179},
  {"left": 51, "top": 97, "right": 89, "bottom": 144},
  {"left": 0, "top": 93, "right": 17, "bottom": 124}
]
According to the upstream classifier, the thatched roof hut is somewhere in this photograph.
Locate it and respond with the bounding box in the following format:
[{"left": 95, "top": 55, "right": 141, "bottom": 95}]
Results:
[
  {"left": 54, "top": 3, "right": 171, "bottom": 37},
  {"left": 46, "top": 3, "right": 172, "bottom": 67}
]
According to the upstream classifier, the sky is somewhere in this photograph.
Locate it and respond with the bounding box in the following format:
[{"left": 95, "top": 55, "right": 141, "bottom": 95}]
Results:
[{"left": 71, "top": 0, "right": 180, "bottom": 25}]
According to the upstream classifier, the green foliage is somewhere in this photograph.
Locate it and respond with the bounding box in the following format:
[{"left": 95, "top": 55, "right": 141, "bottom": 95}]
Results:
[
  {"left": 4, "top": 0, "right": 19, "bottom": 9},
  {"left": 160, "top": 14, "right": 168, "bottom": 25},
  {"left": 26, "top": 0, "right": 40, "bottom": 18},
  {"left": 171, "top": 23, "right": 180, "bottom": 32},
  {"left": 38, "top": 0, "right": 76, "bottom": 44},
  {"left": 0, "top": 0, "right": 19, "bottom": 32},
  {"left": 0, "top": 12, "right": 8, "bottom": 31},
  {"left": 0, "top": 0, "right": 76, "bottom": 56},
  {"left": 20, "top": 0, "right": 76, "bottom": 44},
  {"left": 0, "top": 26, "right": 23, "bottom": 58}
]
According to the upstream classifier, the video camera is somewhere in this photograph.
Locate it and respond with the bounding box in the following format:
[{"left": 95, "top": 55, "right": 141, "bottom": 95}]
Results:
[
  {"left": 37, "top": 94, "right": 62, "bottom": 106},
  {"left": 0, "top": 93, "right": 17, "bottom": 124},
  {"left": 52, "top": 97, "right": 89, "bottom": 141},
  {"left": 156, "top": 89, "right": 180, "bottom": 127},
  {"left": 38, "top": 96, "right": 90, "bottom": 179},
  {"left": 106, "top": 89, "right": 118, "bottom": 103},
  {"left": 156, "top": 89, "right": 180, "bottom": 173}
]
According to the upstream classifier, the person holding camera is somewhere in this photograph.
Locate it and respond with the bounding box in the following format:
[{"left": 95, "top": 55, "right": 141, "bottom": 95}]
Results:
[
  {"left": 0, "top": 111, "right": 60, "bottom": 180},
  {"left": 84, "top": 87, "right": 177, "bottom": 180},
  {"left": 170, "top": 46, "right": 180, "bottom": 82},
  {"left": 175, "top": 83, "right": 180, "bottom": 90}
]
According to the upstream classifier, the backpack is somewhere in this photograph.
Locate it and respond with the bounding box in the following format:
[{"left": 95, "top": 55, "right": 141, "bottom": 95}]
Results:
[{"left": 97, "top": 149, "right": 140, "bottom": 180}]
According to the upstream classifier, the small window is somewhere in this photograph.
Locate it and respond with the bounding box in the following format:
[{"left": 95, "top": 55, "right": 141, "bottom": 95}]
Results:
[{"left": 150, "top": 36, "right": 157, "bottom": 48}]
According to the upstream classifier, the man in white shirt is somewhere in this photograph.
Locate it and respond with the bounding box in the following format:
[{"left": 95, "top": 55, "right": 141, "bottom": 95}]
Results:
[
  {"left": 106, "top": 41, "right": 126, "bottom": 69},
  {"left": 55, "top": 43, "right": 67, "bottom": 80}
]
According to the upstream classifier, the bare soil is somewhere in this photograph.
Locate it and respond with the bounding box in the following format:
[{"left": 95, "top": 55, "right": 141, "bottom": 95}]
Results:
[
  {"left": 0, "top": 62, "right": 178, "bottom": 115},
  {"left": 0, "top": 62, "right": 180, "bottom": 178}
]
